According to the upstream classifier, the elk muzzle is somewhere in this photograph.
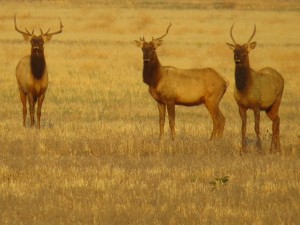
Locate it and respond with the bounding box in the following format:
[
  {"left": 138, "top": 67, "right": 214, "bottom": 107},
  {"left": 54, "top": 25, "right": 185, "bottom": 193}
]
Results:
[
  {"left": 234, "top": 58, "right": 242, "bottom": 64},
  {"left": 33, "top": 46, "right": 40, "bottom": 51},
  {"left": 144, "top": 58, "right": 151, "bottom": 63}
]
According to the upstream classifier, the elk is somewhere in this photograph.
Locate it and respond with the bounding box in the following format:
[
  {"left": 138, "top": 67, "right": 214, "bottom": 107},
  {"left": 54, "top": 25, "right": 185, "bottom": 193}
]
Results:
[
  {"left": 227, "top": 24, "right": 284, "bottom": 153},
  {"left": 135, "top": 23, "right": 227, "bottom": 141},
  {"left": 15, "top": 15, "right": 63, "bottom": 128}
]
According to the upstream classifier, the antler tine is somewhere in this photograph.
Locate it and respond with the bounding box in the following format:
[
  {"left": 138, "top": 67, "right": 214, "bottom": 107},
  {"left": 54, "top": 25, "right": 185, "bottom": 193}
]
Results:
[
  {"left": 154, "top": 22, "right": 172, "bottom": 41},
  {"left": 45, "top": 18, "right": 63, "bottom": 36},
  {"left": 14, "top": 13, "right": 31, "bottom": 36},
  {"left": 25, "top": 28, "right": 31, "bottom": 35},
  {"left": 247, "top": 24, "right": 256, "bottom": 43},
  {"left": 230, "top": 23, "right": 237, "bottom": 45},
  {"left": 44, "top": 28, "right": 51, "bottom": 35}
]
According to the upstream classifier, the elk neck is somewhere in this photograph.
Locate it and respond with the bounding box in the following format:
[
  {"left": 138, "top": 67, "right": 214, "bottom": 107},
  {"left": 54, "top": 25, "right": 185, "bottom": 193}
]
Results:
[
  {"left": 30, "top": 50, "right": 46, "bottom": 80},
  {"left": 234, "top": 59, "right": 252, "bottom": 92},
  {"left": 143, "top": 56, "right": 161, "bottom": 87}
]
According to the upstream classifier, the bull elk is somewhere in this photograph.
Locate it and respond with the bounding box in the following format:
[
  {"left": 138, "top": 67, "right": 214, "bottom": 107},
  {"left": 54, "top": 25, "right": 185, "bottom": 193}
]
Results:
[
  {"left": 135, "top": 23, "right": 227, "bottom": 140},
  {"left": 227, "top": 24, "right": 284, "bottom": 153},
  {"left": 15, "top": 15, "right": 63, "bottom": 128}
]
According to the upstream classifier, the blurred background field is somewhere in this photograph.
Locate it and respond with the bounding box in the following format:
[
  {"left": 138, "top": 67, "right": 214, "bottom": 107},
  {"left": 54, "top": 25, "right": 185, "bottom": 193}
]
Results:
[{"left": 0, "top": 1, "right": 299, "bottom": 224}]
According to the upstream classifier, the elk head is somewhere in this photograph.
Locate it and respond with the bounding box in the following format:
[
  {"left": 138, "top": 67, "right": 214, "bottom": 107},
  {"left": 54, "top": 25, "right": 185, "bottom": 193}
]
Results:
[
  {"left": 14, "top": 14, "right": 63, "bottom": 56},
  {"left": 135, "top": 23, "right": 171, "bottom": 64},
  {"left": 227, "top": 24, "right": 257, "bottom": 65}
]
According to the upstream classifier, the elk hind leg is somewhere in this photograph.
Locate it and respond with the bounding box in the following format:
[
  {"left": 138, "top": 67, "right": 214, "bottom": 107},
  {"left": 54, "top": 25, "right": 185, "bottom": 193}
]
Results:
[
  {"left": 205, "top": 100, "right": 225, "bottom": 140},
  {"left": 266, "top": 95, "right": 282, "bottom": 153},
  {"left": 217, "top": 109, "right": 225, "bottom": 138},
  {"left": 167, "top": 104, "right": 175, "bottom": 140},
  {"left": 37, "top": 93, "right": 45, "bottom": 129},
  {"left": 215, "top": 86, "right": 227, "bottom": 138},
  {"left": 254, "top": 108, "right": 263, "bottom": 152},
  {"left": 19, "top": 89, "right": 27, "bottom": 127}
]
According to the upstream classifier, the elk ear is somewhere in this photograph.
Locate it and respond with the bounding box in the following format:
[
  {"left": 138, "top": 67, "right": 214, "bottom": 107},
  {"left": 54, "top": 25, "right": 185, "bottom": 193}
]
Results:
[
  {"left": 153, "top": 39, "right": 163, "bottom": 48},
  {"left": 21, "top": 34, "right": 32, "bottom": 42},
  {"left": 249, "top": 42, "right": 256, "bottom": 50},
  {"left": 42, "top": 35, "right": 53, "bottom": 42},
  {"left": 226, "top": 43, "right": 235, "bottom": 50},
  {"left": 135, "top": 40, "right": 143, "bottom": 48}
]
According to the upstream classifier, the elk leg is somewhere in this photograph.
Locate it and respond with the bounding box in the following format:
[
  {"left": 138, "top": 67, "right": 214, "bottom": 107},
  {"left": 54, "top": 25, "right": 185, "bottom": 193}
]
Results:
[
  {"left": 205, "top": 100, "right": 224, "bottom": 140},
  {"left": 167, "top": 104, "right": 175, "bottom": 140},
  {"left": 215, "top": 86, "right": 227, "bottom": 138},
  {"left": 217, "top": 109, "right": 225, "bottom": 138},
  {"left": 270, "top": 116, "right": 280, "bottom": 153},
  {"left": 37, "top": 93, "right": 45, "bottom": 129},
  {"left": 253, "top": 108, "right": 262, "bottom": 152},
  {"left": 28, "top": 94, "right": 37, "bottom": 128},
  {"left": 266, "top": 95, "right": 282, "bottom": 153},
  {"left": 271, "top": 116, "right": 280, "bottom": 153},
  {"left": 239, "top": 106, "right": 247, "bottom": 154},
  {"left": 157, "top": 103, "right": 166, "bottom": 140},
  {"left": 19, "top": 89, "right": 27, "bottom": 127}
]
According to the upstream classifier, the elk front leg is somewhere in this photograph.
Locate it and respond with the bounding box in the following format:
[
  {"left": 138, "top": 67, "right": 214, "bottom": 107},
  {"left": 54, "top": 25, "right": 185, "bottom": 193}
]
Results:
[
  {"left": 28, "top": 94, "right": 37, "bottom": 128},
  {"left": 157, "top": 103, "right": 166, "bottom": 140},
  {"left": 254, "top": 108, "right": 262, "bottom": 152},
  {"left": 19, "top": 89, "right": 27, "bottom": 127},
  {"left": 167, "top": 104, "right": 175, "bottom": 140},
  {"left": 239, "top": 106, "right": 247, "bottom": 154},
  {"left": 37, "top": 93, "right": 45, "bottom": 129}
]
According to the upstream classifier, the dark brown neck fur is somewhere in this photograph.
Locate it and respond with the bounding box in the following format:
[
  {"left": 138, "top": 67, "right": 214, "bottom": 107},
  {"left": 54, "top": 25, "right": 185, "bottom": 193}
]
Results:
[
  {"left": 30, "top": 52, "right": 46, "bottom": 80},
  {"left": 235, "top": 62, "right": 251, "bottom": 91},
  {"left": 143, "top": 57, "right": 161, "bottom": 87}
]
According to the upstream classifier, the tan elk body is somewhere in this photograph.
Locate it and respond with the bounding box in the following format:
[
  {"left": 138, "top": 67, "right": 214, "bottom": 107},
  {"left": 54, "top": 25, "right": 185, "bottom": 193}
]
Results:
[
  {"left": 227, "top": 24, "right": 284, "bottom": 153},
  {"left": 15, "top": 15, "right": 63, "bottom": 128},
  {"left": 135, "top": 23, "right": 227, "bottom": 140}
]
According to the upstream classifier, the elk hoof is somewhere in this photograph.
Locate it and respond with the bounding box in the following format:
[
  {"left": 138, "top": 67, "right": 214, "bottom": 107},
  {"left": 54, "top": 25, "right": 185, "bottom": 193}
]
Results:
[{"left": 239, "top": 145, "right": 248, "bottom": 155}]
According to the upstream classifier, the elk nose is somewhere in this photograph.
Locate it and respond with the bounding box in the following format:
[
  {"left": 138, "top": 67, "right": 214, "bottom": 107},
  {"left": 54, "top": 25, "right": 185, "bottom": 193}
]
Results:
[{"left": 33, "top": 46, "right": 39, "bottom": 50}]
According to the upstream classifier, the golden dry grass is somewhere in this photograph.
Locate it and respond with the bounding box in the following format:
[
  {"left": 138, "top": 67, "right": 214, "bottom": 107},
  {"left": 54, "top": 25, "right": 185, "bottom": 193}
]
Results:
[{"left": 0, "top": 1, "right": 300, "bottom": 224}]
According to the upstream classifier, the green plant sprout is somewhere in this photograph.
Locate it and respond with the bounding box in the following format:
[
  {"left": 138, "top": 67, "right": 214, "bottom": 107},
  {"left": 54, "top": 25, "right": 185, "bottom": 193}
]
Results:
[{"left": 209, "top": 176, "right": 229, "bottom": 191}]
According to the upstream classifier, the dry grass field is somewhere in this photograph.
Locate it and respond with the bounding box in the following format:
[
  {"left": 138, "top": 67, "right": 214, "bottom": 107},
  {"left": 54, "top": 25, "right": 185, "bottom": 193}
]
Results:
[{"left": 0, "top": 1, "right": 300, "bottom": 224}]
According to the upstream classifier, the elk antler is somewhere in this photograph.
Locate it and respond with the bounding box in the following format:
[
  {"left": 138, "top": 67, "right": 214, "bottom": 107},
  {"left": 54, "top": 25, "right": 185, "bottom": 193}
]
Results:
[
  {"left": 247, "top": 24, "right": 256, "bottom": 43},
  {"left": 230, "top": 23, "right": 237, "bottom": 45},
  {"left": 153, "top": 22, "right": 172, "bottom": 42},
  {"left": 42, "top": 18, "right": 63, "bottom": 37},
  {"left": 14, "top": 14, "right": 32, "bottom": 37}
]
